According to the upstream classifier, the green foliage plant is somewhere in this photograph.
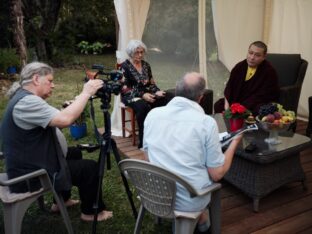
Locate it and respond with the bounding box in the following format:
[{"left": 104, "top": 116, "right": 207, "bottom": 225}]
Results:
[
  {"left": 0, "top": 48, "right": 20, "bottom": 73},
  {"left": 77, "top": 40, "right": 90, "bottom": 54},
  {"left": 90, "top": 41, "right": 105, "bottom": 54},
  {"left": 77, "top": 41, "right": 112, "bottom": 55}
]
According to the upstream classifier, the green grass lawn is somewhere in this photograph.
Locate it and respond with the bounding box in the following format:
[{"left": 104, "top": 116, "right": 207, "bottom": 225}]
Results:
[{"left": 0, "top": 53, "right": 228, "bottom": 233}]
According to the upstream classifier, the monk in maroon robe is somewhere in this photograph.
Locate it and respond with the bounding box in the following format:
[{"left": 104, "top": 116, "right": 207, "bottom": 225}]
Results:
[{"left": 214, "top": 41, "right": 279, "bottom": 115}]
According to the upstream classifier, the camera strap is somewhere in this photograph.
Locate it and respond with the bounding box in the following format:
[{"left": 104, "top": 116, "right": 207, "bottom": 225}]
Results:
[{"left": 89, "top": 97, "right": 103, "bottom": 144}]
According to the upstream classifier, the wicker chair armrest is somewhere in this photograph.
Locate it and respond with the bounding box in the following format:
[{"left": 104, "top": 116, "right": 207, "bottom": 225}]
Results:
[{"left": 280, "top": 84, "right": 299, "bottom": 92}]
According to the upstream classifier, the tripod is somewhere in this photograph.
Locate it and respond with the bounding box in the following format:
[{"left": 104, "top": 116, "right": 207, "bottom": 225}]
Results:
[{"left": 90, "top": 95, "right": 137, "bottom": 234}]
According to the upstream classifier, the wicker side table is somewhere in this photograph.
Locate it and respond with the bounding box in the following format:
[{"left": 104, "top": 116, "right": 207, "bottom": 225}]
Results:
[{"left": 224, "top": 151, "right": 306, "bottom": 212}]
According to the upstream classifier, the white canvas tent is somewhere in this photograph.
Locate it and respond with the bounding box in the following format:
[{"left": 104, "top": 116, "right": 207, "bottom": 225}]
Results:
[{"left": 111, "top": 0, "right": 312, "bottom": 136}]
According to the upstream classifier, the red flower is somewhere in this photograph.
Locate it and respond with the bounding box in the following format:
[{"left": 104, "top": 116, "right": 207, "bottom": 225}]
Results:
[
  {"left": 224, "top": 103, "right": 251, "bottom": 119},
  {"left": 231, "top": 103, "right": 246, "bottom": 114}
]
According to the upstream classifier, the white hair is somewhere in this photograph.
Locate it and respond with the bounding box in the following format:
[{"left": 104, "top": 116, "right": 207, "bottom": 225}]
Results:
[
  {"left": 6, "top": 62, "right": 54, "bottom": 98},
  {"left": 126, "top": 40, "right": 147, "bottom": 58}
]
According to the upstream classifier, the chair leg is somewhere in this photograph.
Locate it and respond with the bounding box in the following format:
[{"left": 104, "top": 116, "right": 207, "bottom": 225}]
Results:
[
  {"left": 134, "top": 205, "right": 145, "bottom": 234},
  {"left": 121, "top": 108, "right": 126, "bottom": 138},
  {"left": 131, "top": 110, "right": 136, "bottom": 146},
  {"left": 174, "top": 217, "right": 199, "bottom": 234},
  {"left": 306, "top": 96, "right": 312, "bottom": 137},
  {"left": 209, "top": 189, "right": 221, "bottom": 234},
  {"left": 3, "top": 196, "right": 39, "bottom": 234},
  {"left": 53, "top": 191, "right": 73, "bottom": 234}
]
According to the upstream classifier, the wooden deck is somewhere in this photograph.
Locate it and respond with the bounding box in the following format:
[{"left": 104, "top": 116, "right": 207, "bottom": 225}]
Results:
[{"left": 113, "top": 120, "right": 312, "bottom": 233}]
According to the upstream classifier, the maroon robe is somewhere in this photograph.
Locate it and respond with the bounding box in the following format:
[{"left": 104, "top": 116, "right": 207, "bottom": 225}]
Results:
[{"left": 215, "top": 59, "right": 279, "bottom": 115}]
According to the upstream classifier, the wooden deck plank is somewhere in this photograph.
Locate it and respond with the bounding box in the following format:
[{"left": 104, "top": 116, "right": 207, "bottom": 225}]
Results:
[
  {"left": 252, "top": 210, "right": 312, "bottom": 234},
  {"left": 222, "top": 196, "right": 312, "bottom": 234},
  {"left": 298, "top": 227, "right": 312, "bottom": 234}
]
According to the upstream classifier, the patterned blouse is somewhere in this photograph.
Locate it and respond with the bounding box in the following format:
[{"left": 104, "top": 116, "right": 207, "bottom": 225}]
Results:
[{"left": 120, "top": 59, "right": 160, "bottom": 105}]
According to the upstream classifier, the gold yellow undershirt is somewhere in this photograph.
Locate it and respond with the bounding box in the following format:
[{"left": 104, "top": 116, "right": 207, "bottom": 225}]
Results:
[{"left": 245, "top": 67, "right": 257, "bottom": 81}]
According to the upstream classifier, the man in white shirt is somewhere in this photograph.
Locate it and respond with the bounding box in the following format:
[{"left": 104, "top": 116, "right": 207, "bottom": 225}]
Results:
[{"left": 143, "top": 72, "right": 242, "bottom": 232}]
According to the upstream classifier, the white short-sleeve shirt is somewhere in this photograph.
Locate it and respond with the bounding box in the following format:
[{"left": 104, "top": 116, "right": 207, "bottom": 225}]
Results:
[{"left": 143, "top": 97, "right": 225, "bottom": 211}]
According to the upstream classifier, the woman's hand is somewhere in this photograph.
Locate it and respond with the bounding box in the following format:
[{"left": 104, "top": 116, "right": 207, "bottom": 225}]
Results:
[
  {"left": 143, "top": 93, "right": 156, "bottom": 103},
  {"left": 155, "top": 90, "right": 166, "bottom": 97}
]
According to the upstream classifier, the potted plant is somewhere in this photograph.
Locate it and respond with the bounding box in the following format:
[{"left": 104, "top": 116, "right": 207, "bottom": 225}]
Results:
[
  {"left": 62, "top": 88, "right": 89, "bottom": 140},
  {"left": 224, "top": 103, "right": 251, "bottom": 132},
  {"left": 69, "top": 109, "right": 88, "bottom": 140},
  {"left": 63, "top": 100, "right": 88, "bottom": 140}
]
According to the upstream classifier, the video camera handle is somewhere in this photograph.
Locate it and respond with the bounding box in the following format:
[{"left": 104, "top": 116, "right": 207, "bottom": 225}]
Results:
[{"left": 91, "top": 64, "right": 123, "bottom": 77}]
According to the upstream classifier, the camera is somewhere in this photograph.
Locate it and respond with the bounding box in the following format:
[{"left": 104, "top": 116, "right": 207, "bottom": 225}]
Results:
[{"left": 84, "top": 64, "right": 123, "bottom": 99}]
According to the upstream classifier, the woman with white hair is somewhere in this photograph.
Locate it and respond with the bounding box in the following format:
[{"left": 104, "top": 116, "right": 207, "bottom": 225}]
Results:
[{"left": 120, "top": 39, "right": 171, "bottom": 148}]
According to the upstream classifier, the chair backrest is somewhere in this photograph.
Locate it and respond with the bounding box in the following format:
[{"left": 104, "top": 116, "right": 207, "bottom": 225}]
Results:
[
  {"left": 119, "top": 159, "right": 201, "bottom": 219},
  {"left": 266, "top": 53, "right": 308, "bottom": 113}
]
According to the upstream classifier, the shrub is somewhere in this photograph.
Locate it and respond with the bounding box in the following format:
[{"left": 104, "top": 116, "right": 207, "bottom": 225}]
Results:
[
  {"left": 0, "top": 48, "right": 20, "bottom": 73},
  {"left": 77, "top": 41, "right": 112, "bottom": 55},
  {"left": 77, "top": 41, "right": 90, "bottom": 54}
]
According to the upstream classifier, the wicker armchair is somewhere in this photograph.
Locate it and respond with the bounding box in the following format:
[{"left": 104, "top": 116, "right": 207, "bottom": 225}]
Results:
[
  {"left": 266, "top": 53, "right": 308, "bottom": 114},
  {"left": 119, "top": 159, "right": 221, "bottom": 234}
]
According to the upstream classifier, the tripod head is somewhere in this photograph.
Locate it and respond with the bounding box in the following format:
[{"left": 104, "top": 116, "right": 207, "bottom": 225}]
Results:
[{"left": 83, "top": 64, "right": 124, "bottom": 112}]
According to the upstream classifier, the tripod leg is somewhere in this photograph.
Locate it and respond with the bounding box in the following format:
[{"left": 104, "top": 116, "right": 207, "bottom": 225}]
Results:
[
  {"left": 111, "top": 139, "right": 138, "bottom": 218},
  {"left": 92, "top": 139, "right": 109, "bottom": 234},
  {"left": 106, "top": 152, "right": 111, "bottom": 170}
]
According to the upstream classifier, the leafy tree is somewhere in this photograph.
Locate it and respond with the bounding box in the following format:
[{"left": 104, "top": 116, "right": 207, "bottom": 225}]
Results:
[
  {"left": 53, "top": 0, "right": 116, "bottom": 54},
  {"left": 0, "top": 0, "right": 11, "bottom": 48},
  {"left": 22, "top": 0, "right": 61, "bottom": 61}
]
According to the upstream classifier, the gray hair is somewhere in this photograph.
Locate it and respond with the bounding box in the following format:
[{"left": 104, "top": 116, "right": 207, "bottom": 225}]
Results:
[
  {"left": 175, "top": 72, "right": 206, "bottom": 101},
  {"left": 126, "top": 39, "right": 147, "bottom": 58},
  {"left": 6, "top": 62, "right": 54, "bottom": 98}
]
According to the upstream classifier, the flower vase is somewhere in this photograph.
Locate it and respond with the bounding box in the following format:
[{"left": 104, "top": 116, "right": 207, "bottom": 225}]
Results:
[
  {"left": 69, "top": 123, "right": 87, "bottom": 140},
  {"left": 229, "top": 118, "right": 244, "bottom": 132}
]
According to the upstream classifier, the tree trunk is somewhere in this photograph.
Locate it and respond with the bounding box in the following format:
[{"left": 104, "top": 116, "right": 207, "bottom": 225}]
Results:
[
  {"left": 11, "top": 0, "right": 27, "bottom": 66},
  {"left": 22, "top": 0, "right": 61, "bottom": 61}
]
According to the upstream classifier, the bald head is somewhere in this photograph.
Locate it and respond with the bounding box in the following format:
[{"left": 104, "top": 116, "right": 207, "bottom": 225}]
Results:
[{"left": 175, "top": 72, "right": 206, "bottom": 102}]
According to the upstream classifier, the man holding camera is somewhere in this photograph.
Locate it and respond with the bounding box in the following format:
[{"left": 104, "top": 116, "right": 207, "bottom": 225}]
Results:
[{"left": 0, "top": 62, "right": 112, "bottom": 221}]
